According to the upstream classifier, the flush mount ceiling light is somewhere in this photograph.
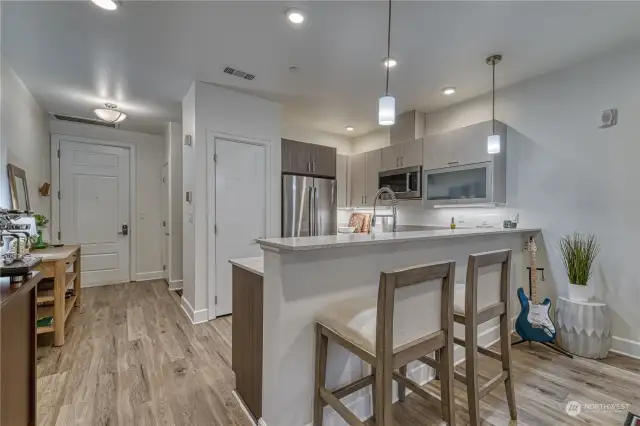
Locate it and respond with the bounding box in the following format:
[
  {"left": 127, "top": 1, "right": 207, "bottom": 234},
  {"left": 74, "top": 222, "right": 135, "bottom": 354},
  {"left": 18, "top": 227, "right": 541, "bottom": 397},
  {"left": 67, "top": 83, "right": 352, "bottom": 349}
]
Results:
[
  {"left": 378, "top": 0, "right": 395, "bottom": 126},
  {"left": 94, "top": 103, "right": 127, "bottom": 123},
  {"left": 286, "top": 8, "right": 305, "bottom": 24},
  {"left": 442, "top": 87, "right": 456, "bottom": 95},
  {"left": 486, "top": 54, "right": 502, "bottom": 154},
  {"left": 345, "top": 126, "right": 355, "bottom": 132},
  {"left": 92, "top": 0, "right": 118, "bottom": 11},
  {"left": 383, "top": 57, "right": 397, "bottom": 68}
]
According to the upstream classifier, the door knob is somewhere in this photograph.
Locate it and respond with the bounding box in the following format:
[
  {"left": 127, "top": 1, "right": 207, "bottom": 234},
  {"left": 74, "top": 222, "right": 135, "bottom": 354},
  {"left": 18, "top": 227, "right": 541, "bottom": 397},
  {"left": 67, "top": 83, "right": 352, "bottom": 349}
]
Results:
[{"left": 118, "top": 224, "right": 129, "bottom": 236}]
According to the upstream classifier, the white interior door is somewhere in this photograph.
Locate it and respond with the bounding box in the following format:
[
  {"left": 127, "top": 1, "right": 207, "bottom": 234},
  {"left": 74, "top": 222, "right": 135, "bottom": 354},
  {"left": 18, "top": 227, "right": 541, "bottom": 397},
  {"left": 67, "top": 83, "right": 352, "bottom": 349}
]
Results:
[
  {"left": 161, "top": 164, "right": 169, "bottom": 280},
  {"left": 213, "top": 138, "right": 266, "bottom": 316},
  {"left": 60, "top": 141, "right": 130, "bottom": 286}
]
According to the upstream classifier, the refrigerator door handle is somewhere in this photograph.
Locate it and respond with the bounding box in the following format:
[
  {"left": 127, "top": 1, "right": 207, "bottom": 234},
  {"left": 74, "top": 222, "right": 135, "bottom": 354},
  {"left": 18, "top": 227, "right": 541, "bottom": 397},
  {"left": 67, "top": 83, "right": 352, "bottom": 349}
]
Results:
[
  {"left": 314, "top": 186, "right": 319, "bottom": 236},
  {"left": 308, "top": 186, "right": 313, "bottom": 236}
]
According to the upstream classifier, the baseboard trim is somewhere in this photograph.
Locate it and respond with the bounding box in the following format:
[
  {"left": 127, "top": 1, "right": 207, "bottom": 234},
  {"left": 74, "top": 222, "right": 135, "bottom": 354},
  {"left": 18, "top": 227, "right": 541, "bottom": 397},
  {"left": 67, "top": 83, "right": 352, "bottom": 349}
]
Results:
[
  {"left": 232, "top": 391, "right": 258, "bottom": 426},
  {"left": 611, "top": 336, "right": 640, "bottom": 359},
  {"left": 168, "top": 279, "right": 183, "bottom": 290},
  {"left": 258, "top": 419, "right": 268, "bottom": 426},
  {"left": 81, "top": 279, "right": 129, "bottom": 288},
  {"left": 135, "top": 271, "right": 165, "bottom": 281},
  {"left": 180, "top": 296, "right": 209, "bottom": 324}
]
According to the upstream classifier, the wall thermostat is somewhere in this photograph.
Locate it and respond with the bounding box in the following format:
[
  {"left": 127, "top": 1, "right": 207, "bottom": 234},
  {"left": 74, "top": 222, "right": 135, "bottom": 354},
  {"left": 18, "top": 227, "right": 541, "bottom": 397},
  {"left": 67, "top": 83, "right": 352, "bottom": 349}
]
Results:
[
  {"left": 599, "top": 108, "right": 617, "bottom": 128},
  {"left": 184, "top": 134, "right": 193, "bottom": 146}
]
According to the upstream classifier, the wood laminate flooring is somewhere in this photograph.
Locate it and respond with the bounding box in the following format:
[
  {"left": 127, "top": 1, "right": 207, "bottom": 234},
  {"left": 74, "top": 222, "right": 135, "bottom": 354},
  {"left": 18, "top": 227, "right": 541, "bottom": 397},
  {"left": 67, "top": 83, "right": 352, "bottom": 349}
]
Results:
[{"left": 37, "top": 280, "right": 640, "bottom": 426}]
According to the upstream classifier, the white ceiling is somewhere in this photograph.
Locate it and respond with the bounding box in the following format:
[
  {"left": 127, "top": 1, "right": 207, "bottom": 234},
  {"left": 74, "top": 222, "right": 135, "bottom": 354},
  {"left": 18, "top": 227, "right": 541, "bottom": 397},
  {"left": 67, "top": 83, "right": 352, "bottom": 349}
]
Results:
[{"left": 4, "top": 1, "right": 640, "bottom": 136}]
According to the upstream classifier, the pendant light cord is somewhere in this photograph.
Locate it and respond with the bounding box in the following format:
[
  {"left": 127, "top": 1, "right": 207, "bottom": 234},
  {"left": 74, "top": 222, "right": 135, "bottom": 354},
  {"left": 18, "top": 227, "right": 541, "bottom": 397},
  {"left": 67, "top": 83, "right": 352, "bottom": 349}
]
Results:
[
  {"left": 492, "top": 60, "right": 496, "bottom": 135},
  {"left": 385, "top": 0, "right": 391, "bottom": 96}
]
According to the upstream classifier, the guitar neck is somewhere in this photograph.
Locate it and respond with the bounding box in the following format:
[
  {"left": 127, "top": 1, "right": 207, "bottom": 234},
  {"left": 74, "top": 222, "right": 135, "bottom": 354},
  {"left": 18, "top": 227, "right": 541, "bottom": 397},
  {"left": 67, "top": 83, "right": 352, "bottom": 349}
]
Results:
[{"left": 530, "top": 251, "right": 538, "bottom": 304}]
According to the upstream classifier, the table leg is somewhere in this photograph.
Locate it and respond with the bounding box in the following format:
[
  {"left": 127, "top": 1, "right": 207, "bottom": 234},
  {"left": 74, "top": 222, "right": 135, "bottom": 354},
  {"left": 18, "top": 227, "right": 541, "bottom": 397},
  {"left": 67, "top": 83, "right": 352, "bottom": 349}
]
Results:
[
  {"left": 74, "top": 248, "right": 82, "bottom": 307},
  {"left": 53, "top": 260, "right": 66, "bottom": 346}
]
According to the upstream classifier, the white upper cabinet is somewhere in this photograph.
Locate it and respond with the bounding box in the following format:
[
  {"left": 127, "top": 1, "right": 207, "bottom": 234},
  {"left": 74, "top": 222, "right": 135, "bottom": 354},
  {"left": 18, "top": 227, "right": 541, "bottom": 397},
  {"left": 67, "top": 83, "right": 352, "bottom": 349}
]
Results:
[
  {"left": 423, "top": 121, "right": 503, "bottom": 170},
  {"left": 380, "top": 144, "right": 403, "bottom": 171},
  {"left": 336, "top": 154, "right": 349, "bottom": 207},
  {"left": 380, "top": 139, "right": 423, "bottom": 171},
  {"left": 400, "top": 139, "right": 423, "bottom": 168},
  {"left": 423, "top": 132, "right": 455, "bottom": 170},
  {"left": 364, "top": 150, "right": 382, "bottom": 205},
  {"left": 349, "top": 153, "right": 366, "bottom": 206}
]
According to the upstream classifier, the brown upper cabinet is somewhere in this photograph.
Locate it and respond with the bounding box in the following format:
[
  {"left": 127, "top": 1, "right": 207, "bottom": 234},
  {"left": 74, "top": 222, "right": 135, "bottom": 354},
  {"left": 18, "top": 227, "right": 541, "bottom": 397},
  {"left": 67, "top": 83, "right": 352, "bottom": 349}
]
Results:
[{"left": 281, "top": 139, "right": 336, "bottom": 178}]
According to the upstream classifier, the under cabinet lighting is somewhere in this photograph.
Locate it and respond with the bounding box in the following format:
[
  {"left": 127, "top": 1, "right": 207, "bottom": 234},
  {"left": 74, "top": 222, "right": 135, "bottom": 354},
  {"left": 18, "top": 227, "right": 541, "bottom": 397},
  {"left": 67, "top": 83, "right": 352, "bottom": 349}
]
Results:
[{"left": 433, "top": 203, "right": 501, "bottom": 209}]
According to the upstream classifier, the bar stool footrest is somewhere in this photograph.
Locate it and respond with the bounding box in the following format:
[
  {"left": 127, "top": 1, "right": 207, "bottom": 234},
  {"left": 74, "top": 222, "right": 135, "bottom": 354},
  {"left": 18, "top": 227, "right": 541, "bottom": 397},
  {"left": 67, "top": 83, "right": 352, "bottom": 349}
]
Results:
[{"left": 392, "top": 372, "right": 442, "bottom": 406}]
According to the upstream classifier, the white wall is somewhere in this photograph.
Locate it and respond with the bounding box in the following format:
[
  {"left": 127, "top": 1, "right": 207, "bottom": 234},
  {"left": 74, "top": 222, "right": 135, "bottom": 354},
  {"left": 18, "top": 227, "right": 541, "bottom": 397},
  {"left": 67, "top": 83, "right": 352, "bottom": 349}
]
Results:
[
  {"left": 351, "top": 127, "right": 389, "bottom": 154},
  {"left": 406, "top": 43, "right": 640, "bottom": 355},
  {"left": 50, "top": 120, "right": 165, "bottom": 280},
  {"left": 0, "top": 59, "right": 50, "bottom": 230},
  {"left": 165, "top": 122, "right": 183, "bottom": 288},
  {"left": 182, "top": 81, "right": 281, "bottom": 322},
  {"left": 282, "top": 122, "right": 353, "bottom": 154}
]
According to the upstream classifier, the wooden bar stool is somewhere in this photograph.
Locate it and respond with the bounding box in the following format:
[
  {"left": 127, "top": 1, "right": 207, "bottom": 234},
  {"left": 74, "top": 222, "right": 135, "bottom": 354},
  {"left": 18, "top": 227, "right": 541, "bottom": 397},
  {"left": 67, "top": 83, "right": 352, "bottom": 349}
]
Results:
[
  {"left": 313, "top": 260, "right": 457, "bottom": 426},
  {"left": 449, "top": 249, "right": 517, "bottom": 426}
]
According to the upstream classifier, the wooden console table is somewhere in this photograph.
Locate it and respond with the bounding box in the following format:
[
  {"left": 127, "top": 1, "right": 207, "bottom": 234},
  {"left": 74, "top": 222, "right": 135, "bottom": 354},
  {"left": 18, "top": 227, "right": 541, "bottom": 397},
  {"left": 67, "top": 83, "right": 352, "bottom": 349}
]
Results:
[
  {"left": 1, "top": 272, "right": 42, "bottom": 426},
  {"left": 33, "top": 245, "right": 81, "bottom": 346}
]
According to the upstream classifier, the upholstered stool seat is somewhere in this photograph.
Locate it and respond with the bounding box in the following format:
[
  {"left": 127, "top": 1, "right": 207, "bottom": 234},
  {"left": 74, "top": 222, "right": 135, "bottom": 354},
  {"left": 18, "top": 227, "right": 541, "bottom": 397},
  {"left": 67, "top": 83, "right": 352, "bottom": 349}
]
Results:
[
  {"left": 316, "top": 297, "right": 378, "bottom": 353},
  {"left": 453, "top": 283, "right": 466, "bottom": 315}
]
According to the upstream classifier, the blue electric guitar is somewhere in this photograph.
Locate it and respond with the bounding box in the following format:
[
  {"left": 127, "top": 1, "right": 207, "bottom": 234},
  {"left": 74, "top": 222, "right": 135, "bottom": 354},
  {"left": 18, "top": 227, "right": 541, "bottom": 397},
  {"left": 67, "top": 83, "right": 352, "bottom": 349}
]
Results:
[{"left": 515, "top": 237, "right": 556, "bottom": 342}]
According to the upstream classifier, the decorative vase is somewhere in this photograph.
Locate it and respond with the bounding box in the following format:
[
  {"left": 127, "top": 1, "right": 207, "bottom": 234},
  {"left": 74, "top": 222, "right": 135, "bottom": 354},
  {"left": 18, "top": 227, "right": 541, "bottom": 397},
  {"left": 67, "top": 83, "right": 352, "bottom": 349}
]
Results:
[
  {"left": 33, "top": 229, "right": 48, "bottom": 249},
  {"left": 567, "top": 282, "right": 594, "bottom": 302}
]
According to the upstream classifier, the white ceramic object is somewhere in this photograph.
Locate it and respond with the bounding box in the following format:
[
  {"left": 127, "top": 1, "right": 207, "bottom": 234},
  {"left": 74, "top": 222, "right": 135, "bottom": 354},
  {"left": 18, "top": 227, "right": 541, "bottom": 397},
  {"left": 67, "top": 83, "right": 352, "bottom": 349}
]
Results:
[
  {"left": 567, "top": 282, "right": 594, "bottom": 302},
  {"left": 338, "top": 226, "right": 356, "bottom": 234}
]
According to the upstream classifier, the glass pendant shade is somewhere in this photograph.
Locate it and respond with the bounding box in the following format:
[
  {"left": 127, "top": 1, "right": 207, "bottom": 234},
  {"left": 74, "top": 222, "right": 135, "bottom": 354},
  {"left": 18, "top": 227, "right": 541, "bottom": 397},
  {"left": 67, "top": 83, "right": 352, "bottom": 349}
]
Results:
[
  {"left": 487, "top": 134, "right": 501, "bottom": 154},
  {"left": 94, "top": 108, "right": 127, "bottom": 123},
  {"left": 378, "top": 95, "right": 395, "bottom": 126}
]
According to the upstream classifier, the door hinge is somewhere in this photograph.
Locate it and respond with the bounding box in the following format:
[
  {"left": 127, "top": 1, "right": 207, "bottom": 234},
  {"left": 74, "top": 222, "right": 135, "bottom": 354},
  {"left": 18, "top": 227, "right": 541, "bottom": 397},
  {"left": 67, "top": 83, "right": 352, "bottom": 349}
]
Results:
[
  {"left": 213, "top": 153, "right": 218, "bottom": 163},
  {"left": 57, "top": 191, "right": 61, "bottom": 200},
  {"left": 57, "top": 231, "right": 61, "bottom": 240},
  {"left": 162, "top": 220, "right": 166, "bottom": 227},
  {"left": 57, "top": 149, "right": 60, "bottom": 158},
  {"left": 215, "top": 296, "right": 218, "bottom": 305},
  {"left": 214, "top": 224, "right": 217, "bottom": 234},
  {"left": 163, "top": 265, "right": 167, "bottom": 271}
]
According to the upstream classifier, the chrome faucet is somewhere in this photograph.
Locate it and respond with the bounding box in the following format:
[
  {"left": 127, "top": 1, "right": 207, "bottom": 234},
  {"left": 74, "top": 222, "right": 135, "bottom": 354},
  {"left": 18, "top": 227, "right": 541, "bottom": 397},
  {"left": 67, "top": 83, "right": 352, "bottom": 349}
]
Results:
[{"left": 369, "top": 187, "right": 397, "bottom": 233}]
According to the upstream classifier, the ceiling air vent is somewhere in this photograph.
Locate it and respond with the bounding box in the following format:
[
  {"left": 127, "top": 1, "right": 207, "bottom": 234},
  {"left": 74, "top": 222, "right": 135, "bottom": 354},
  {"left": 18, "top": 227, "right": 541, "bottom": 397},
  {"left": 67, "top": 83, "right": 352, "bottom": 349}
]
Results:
[
  {"left": 222, "top": 66, "right": 255, "bottom": 81},
  {"left": 51, "top": 113, "right": 118, "bottom": 128}
]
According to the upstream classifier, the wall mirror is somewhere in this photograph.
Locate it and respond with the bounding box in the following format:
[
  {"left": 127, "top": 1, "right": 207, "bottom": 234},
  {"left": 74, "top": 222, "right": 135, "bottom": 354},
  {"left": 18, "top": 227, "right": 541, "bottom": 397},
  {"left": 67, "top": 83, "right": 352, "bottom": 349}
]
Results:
[{"left": 7, "top": 164, "right": 31, "bottom": 211}]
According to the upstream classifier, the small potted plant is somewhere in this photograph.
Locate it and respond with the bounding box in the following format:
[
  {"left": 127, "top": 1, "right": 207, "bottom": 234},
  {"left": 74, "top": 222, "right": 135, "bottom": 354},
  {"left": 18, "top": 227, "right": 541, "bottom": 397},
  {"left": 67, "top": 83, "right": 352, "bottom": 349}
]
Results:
[
  {"left": 33, "top": 213, "right": 49, "bottom": 249},
  {"left": 559, "top": 232, "right": 600, "bottom": 301}
]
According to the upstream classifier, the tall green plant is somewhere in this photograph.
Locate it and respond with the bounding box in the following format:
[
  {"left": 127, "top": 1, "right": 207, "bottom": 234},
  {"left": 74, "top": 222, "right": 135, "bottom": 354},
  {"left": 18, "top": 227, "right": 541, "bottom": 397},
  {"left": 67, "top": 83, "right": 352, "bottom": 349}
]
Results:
[{"left": 559, "top": 232, "right": 600, "bottom": 285}]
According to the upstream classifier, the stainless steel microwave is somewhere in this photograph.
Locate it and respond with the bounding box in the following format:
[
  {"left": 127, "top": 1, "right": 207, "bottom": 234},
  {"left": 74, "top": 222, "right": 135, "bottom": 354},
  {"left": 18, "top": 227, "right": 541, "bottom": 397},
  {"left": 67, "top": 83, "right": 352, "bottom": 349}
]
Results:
[{"left": 378, "top": 166, "right": 422, "bottom": 200}]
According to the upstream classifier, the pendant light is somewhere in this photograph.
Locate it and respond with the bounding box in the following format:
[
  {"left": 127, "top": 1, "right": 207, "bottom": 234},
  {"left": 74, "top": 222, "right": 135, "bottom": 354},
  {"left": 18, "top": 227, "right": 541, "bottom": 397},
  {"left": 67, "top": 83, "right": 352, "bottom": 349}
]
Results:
[
  {"left": 94, "top": 103, "right": 127, "bottom": 123},
  {"left": 486, "top": 54, "right": 502, "bottom": 154},
  {"left": 378, "top": 0, "right": 395, "bottom": 126}
]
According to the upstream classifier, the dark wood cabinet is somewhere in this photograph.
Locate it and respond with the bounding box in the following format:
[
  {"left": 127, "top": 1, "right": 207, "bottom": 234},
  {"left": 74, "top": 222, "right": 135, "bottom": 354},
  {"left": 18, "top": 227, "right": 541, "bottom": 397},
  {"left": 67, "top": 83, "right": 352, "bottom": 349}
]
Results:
[{"left": 281, "top": 139, "right": 336, "bottom": 178}]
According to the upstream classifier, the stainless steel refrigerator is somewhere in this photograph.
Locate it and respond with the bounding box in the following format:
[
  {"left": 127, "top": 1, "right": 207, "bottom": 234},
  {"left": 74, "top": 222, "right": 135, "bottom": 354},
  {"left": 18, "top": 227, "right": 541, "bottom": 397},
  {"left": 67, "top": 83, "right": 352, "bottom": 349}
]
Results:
[{"left": 282, "top": 175, "right": 337, "bottom": 237}]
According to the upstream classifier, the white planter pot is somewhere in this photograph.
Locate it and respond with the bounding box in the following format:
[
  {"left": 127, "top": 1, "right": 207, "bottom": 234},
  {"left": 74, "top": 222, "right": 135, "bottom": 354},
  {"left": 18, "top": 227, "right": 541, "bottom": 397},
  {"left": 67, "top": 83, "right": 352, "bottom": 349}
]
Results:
[{"left": 568, "top": 282, "right": 594, "bottom": 302}]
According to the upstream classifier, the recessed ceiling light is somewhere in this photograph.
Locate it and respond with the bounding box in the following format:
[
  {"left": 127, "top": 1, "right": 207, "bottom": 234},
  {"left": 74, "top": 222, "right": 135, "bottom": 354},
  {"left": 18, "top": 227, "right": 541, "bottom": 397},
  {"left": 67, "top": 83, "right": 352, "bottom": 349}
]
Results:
[
  {"left": 94, "top": 103, "right": 127, "bottom": 123},
  {"left": 92, "top": 0, "right": 118, "bottom": 11},
  {"left": 383, "top": 57, "right": 397, "bottom": 68},
  {"left": 286, "top": 8, "right": 305, "bottom": 24},
  {"left": 442, "top": 87, "right": 456, "bottom": 95},
  {"left": 346, "top": 126, "right": 355, "bottom": 132}
]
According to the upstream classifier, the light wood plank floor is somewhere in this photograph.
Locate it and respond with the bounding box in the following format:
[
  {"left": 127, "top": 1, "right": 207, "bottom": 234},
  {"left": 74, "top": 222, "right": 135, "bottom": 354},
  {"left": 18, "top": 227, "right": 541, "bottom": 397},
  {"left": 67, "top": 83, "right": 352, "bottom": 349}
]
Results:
[{"left": 37, "top": 280, "right": 640, "bottom": 426}]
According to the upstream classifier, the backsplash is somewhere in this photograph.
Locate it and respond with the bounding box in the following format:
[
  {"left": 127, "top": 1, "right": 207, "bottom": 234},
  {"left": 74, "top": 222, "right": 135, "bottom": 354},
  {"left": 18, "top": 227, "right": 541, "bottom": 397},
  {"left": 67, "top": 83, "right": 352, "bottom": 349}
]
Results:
[{"left": 339, "top": 205, "right": 527, "bottom": 230}]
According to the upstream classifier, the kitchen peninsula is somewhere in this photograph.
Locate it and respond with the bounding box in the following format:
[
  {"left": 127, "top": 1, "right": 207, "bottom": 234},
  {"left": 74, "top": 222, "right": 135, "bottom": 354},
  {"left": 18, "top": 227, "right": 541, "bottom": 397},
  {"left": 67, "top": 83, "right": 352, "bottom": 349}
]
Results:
[{"left": 233, "top": 227, "right": 540, "bottom": 426}]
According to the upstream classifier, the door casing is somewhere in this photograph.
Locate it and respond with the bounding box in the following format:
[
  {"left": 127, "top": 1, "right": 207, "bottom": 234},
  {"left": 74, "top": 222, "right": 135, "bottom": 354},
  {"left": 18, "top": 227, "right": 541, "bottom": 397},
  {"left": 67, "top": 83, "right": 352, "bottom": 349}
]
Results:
[{"left": 51, "top": 134, "right": 137, "bottom": 282}]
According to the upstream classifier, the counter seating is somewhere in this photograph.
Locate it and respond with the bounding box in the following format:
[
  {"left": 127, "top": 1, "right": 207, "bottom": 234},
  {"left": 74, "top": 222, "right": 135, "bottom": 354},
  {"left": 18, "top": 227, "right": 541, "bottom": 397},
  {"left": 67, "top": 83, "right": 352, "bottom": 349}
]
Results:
[
  {"left": 313, "top": 260, "right": 457, "bottom": 426},
  {"left": 435, "top": 249, "right": 517, "bottom": 426}
]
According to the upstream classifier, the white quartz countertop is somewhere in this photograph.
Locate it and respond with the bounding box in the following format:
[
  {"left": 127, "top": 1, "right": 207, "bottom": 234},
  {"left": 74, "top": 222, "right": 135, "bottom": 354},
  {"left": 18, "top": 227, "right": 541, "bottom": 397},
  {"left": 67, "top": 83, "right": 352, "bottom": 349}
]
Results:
[
  {"left": 228, "top": 256, "right": 263, "bottom": 276},
  {"left": 257, "top": 227, "right": 540, "bottom": 252}
]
